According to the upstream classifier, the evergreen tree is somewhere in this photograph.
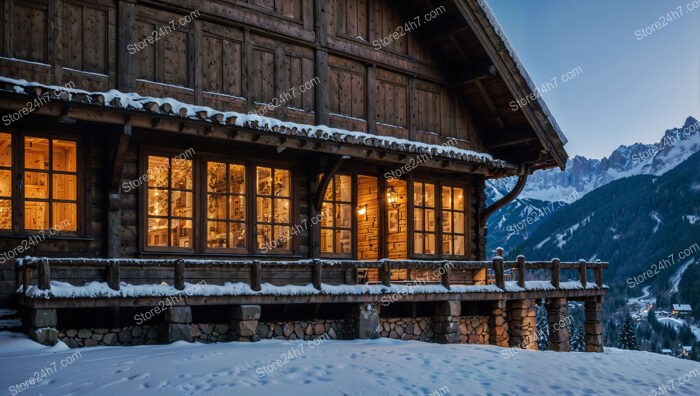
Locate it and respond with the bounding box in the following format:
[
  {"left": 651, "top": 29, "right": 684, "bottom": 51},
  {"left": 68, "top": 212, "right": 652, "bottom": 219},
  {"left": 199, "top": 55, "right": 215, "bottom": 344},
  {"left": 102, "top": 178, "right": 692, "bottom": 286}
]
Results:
[
  {"left": 536, "top": 306, "right": 549, "bottom": 351},
  {"left": 617, "top": 315, "right": 639, "bottom": 350},
  {"left": 649, "top": 342, "right": 662, "bottom": 354},
  {"left": 569, "top": 318, "right": 586, "bottom": 352},
  {"left": 605, "top": 318, "right": 618, "bottom": 347},
  {"left": 679, "top": 324, "right": 696, "bottom": 345}
]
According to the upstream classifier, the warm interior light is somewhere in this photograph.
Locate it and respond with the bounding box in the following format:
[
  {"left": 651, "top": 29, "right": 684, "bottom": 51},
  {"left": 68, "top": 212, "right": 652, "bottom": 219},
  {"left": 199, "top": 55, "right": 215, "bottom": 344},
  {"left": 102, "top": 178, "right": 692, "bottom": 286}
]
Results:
[
  {"left": 357, "top": 204, "right": 368, "bottom": 220},
  {"left": 387, "top": 186, "right": 400, "bottom": 208}
]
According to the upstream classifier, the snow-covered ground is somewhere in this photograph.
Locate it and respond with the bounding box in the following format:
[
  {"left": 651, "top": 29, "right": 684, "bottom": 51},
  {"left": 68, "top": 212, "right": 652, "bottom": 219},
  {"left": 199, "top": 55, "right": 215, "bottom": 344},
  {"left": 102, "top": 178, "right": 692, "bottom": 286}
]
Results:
[{"left": 1, "top": 332, "right": 699, "bottom": 396}]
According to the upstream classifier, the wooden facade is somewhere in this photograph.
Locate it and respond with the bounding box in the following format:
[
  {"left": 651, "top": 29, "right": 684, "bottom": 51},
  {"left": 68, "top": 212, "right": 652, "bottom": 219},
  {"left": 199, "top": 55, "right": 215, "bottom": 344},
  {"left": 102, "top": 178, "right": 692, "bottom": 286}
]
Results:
[{"left": 0, "top": 0, "right": 602, "bottom": 352}]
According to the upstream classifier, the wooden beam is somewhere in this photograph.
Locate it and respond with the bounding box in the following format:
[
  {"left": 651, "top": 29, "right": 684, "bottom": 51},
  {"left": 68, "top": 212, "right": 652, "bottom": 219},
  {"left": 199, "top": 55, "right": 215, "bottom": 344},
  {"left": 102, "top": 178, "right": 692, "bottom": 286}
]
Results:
[
  {"left": 116, "top": 1, "right": 135, "bottom": 91},
  {"left": 474, "top": 79, "right": 505, "bottom": 130},
  {"left": 315, "top": 156, "right": 346, "bottom": 210},
  {"left": 486, "top": 137, "right": 539, "bottom": 150}
]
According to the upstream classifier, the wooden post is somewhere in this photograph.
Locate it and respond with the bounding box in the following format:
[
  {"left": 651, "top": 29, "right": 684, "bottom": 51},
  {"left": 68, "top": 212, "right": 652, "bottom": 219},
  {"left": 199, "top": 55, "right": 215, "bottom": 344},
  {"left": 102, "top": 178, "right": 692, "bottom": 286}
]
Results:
[
  {"left": 380, "top": 261, "right": 391, "bottom": 287},
  {"left": 495, "top": 247, "right": 503, "bottom": 257},
  {"left": 441, "top": 261, "right": 451, "bottom": 289},
  {"left": 312, "top": 259, "right": 322, "bottom": 290},
  {"left": 23, "top": 264, "right": 33, "bottom": 292},
  {"left": 107, "top": 262, "right": 120, "bottom": 291},
  {"left": 550, "top": 259, "right": 560, "bottom": 289},
  {"left": 174, "top": 259, "right": 185, "bottom": 290},
  {"left": 493, "top": 257, "right": 504, "bottom": 289},
  {"left": 594, "top": 264, "right": 603, "bottom": 288},
  {"left": 38, "top": 259, "right": 50, "bottom": 290},
  {"left": 14, "top": 261, "right": 21, "bottom": 292},
  {"left": 116, "top": 0, "right": 136, "bottom": 91},
  {"left": 579, "top": 260, "right": 587, "bottom": 288},
  {"left": 251, "top": 260, "right": 262, "bottom": 291},
  {"left": 517, "top": 255, "right": 525, "bottom": 288}
]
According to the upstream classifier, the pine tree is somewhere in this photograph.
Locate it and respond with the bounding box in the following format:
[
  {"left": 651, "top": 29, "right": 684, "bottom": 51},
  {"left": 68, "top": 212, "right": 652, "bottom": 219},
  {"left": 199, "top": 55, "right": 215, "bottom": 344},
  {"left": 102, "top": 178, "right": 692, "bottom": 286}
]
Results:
[
  {"left": 536, "top": 306, "right": 549, "bottom": 351},
  {"left": 617, "top": 315, "right": 639, "bottom": 350},
  {"left": 605, "top": 318, "right": 618, "bottom": 347},
  {"left": 569, "top": 318, "right": 586, "bottom": 352},
  {"left": 649, "top": 342, "right": 662, "bottom": 354}
]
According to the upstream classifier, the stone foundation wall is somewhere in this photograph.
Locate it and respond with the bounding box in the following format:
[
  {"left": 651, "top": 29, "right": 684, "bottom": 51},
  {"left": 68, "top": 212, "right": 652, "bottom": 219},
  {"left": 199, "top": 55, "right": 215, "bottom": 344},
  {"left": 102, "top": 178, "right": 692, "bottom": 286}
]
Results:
[
  {"left": 379, "top": 317, "right": 433, "bottom": 341},
  {"left": 58, "top": 325, "right": 161, "bottom": 347},
  {"left": 190, "top": 324, "right": 231, "bottom": 343},
  {"left": 459, "top": 316, "right": 489, "bottom": 344},
  {"left": 256, "top": 320, "right": 343, "bottom": 340}
]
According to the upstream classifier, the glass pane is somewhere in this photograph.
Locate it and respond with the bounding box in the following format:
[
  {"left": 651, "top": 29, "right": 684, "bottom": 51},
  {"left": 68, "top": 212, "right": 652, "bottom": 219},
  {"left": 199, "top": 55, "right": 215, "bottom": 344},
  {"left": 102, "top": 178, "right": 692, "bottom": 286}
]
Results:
[
  {"left": 170, "top": 219, "right": 192, "bottom": 248},
  {"left": 323, "top": 180, "right": 333, "bottom": 201},
  {"left": 274, "top": 169, "right": 290, "bottom": 197},
  {"left": 413, "top": 182, "right": 423, "bottom": 207},
  {"left": 207, "top": 162, "right": 227, "bottom": 193},
  {"left": 443, "top": 211, "right": 452, "bottom": 233},
  {"left": 24, "top": 137, "right": 49, "bottom": 170},
  {"left": 52, "top": 174, "right": 77, "bottom": 200},
  {"left": 257, "top": 224, "right": 272, "bottom": 249},
  {"left": 337, "top": 204, "right": 351, "bottom": 228},
  {"left": 147, "top": 156, "right": 169, "bottom": 188},
  {"left": 321, "top": 202, "right": 333, "bottom": 227},
  {"left": 257, "top": 167, "right": 272, "bottom": 195},
  {"left": 52, "top": 140, "right": 76, "bottom": 172},
  {"left": 229, "top": 195, "right": 246, "bottom": 221},
  {"left": 321, "top": 229, "right": 334, "bottom": 253},
  {"left": 52, "top": 203, "right": 77, "bottom": 231},
  {"left": 229, "top": 164, "right": 246, "bottom": 194},
  {"left": 171, "top": 159, "right": 192, "bottom": 190},
  {"left": 171, "top": 191, "right": 192, "bottom": 218},
  {"left": 443, "top": 235, "right": 453, "bottom": 256},
  {"left": 274, "top": 198, "right": 290, "bottom": 223},
  {"left": 336, "top": 175, "right": 351, "bottom": 202},
  {"left": 274, "top": 225, "right": 291, "bottom": 249},
  {"left": 0, "top": 133, "right": 11, "bottom": 167},
  {"left": 148, "top": 189, "right": 168, "bottom": 216},
  {"left": 230, "top": 222, "right": 246, "bottom": 249},
  {"left": 426, "top": 209, "right": 435, "bottom": 232},
  {"left": 0, "top": 170, "right": 11, "bottom": 197},
  {"left": 336, "top": 229, "right": 352, "bottom": 254},
  {"left": 257, "top": 197, "right": 272, "bottom": 222},
  {"left": 454, "top": 212, "right": 465, "bottom": 234},
  {"left": 207, "top": 221, "right": 228, "bottom": 248},
  {"left": 24, "top": 201, "right": 48, "bottom": 230},
  {"left": 455, "top": 188, "right": 465, "bottom": 210},
  {"left": 453, "top": 235, "right": 465, "bottom": 256},
  {"left": 425, "top": 233, "right": 436, "bottom": 254},
  {"left": 414, "top": 208, "right": 424, "bottom": 231},
  {"left": 0, "top": 199, "right": 11, "bottom": 230},
  {"left": 424, "top": 184, "right": 435, "bottom": 208},
  {"left": 207, "top": 194, "right": 227, "bottom": 219},
  {"left": 414, "top": 232, "right": 424, "bottom": 254},
  {"left": 442, "top": 187, "right": 452, "bottom": 210},
  {"left": 25, "top": 172, "right": 48, "bottom": 199},
  {"left": 147, "top": 218, "right": 168, "bottom": 247}
]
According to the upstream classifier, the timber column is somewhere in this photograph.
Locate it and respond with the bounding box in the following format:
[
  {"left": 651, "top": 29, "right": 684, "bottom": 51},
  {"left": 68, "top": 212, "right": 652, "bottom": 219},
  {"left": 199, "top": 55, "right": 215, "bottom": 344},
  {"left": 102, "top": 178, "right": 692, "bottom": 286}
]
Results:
[
  {"left": 546, "top": 298, "right": 570, "bottom": 351},
  {"left": 433, "top": 301, "right": 461, "bottom": 344},
  {"left": 506, "top": 299, "right": 538, "bottom": 350},
  {"left": 488, "top": 299, "right": 509, "bottom": 347},
  {"left": 584, "top": 296, "right": 605, "bottom": 352}
]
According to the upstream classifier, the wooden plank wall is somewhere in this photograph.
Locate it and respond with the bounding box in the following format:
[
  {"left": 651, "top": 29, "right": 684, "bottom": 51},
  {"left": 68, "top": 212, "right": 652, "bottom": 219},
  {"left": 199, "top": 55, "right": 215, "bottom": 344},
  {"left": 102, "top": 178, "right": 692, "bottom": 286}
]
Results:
[{"left": 0, "top": 0, "right": 488, "bottom": 153}]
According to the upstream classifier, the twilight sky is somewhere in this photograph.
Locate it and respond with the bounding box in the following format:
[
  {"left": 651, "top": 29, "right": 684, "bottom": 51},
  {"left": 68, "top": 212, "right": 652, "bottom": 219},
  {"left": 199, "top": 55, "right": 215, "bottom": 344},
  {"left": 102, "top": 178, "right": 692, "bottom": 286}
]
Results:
[{"left": 486, "top": 0, "right": 700, "bottom": 158}]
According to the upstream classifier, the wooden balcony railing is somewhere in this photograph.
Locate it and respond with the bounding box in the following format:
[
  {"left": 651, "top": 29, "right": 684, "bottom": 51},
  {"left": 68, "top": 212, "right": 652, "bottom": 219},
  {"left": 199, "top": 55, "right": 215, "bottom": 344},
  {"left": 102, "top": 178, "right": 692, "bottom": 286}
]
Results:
[{"left": 15, "top": 256, "right": 609, "bottom": 296}]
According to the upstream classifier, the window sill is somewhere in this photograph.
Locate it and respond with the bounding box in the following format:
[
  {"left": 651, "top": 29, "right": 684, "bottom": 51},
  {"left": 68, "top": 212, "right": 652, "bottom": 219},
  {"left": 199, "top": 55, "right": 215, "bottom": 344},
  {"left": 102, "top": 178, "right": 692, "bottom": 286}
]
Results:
[
  {"left": 0, "top": 234, "right": 95, "bottom": 241},
  {"left": 138, "top": 251, "right": 304, "bottom": 260}
]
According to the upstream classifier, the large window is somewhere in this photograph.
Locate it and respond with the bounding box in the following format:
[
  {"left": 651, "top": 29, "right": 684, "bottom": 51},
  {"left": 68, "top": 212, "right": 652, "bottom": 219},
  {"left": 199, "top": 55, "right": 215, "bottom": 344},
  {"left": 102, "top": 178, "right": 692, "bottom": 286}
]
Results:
[
  {"left": 0, "top": 133, "right": 12, "bottom": 230},
  {"left": 146, "top": 155, "right": 194, "bottom": 249},
  {"left": 412, "top": 181, "right": 436, "bottom": 256},
  {"left": 321, "top": 174, "right": 353, "bottom": 256},
  {"left": 256, "top": 166, "right": 291, "bottom": 252},
  {"left": 441, "top": 186, "right": 466, "bottom": 256},
  {"left": 206, "top": 161, "right": 246, "bottom": 251}
]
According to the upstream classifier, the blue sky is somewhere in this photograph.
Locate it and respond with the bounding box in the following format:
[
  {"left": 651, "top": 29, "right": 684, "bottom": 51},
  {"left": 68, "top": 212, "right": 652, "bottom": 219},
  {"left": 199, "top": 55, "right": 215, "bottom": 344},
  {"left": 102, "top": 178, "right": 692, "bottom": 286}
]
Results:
[{"left": 486, "top": 0, "right": 700, "bottom": 158}]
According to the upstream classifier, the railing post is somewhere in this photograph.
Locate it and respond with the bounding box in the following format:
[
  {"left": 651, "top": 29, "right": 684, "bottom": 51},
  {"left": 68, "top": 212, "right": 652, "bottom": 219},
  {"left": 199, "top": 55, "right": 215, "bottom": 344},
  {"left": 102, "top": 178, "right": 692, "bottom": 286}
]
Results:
[
  {"left": 38, "top": 258, "right": 50, "bottom": 290},
  {"left": 516, "top": 255, "right": 525, "bottom": 288},
  {"left": 594, "top": 260, "right": 603, "bottom": 288},
  {"left": 578, "top": 259, "right": 587, "bottom": 288},
  {"left": 174, "top": 259, "right": 185, "bottom": 290},
  {"left": 380, "top": 261, "right": 391, "bottom": 287},
  {"left": 15, "top": 261, "right": 22, "bottom": 292},
  {"left": 22, "top": 263, "right": 32, "bottom": 293},
  {"left": 493, "top": 257, "right": 504, "bottom": 289},
  {"left": 312, "top": 259, "right": 322, "bottom": 290},
  {"left": 251, "top": 260, "right": 261, "bottom": 291},
  {"left": 107, "top": 262, "right": 120, "bottom": 291},
  {"left": 550, "top": 258, "right": 560, "bottom": 289},
  {"left": 441, "top": 261, "right": 451, "bottom": 290}
]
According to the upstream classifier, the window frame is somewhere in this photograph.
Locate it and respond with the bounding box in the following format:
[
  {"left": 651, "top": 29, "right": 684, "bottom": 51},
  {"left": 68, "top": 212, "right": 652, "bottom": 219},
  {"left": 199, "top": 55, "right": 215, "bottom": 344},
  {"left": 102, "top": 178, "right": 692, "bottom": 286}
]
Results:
[
  {"left": 440, "top": 184, "right": 468, "bottom": 259},
  {"left": 0, "top": 129, "right": 84, "bottom": 238},
  {"left": 139, "top": 148, "right": 298, "bottom": 256},
  {"left": 409, "top": 179, "right": 438, "bottom": 259},
  {"left": 320, "top": 173, "right": 355, "bottom": 259}
]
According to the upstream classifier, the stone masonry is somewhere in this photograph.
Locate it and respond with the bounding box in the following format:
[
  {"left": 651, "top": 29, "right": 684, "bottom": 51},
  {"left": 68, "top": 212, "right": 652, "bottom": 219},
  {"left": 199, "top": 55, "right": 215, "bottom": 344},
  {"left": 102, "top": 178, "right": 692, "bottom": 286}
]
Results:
[
  {"left": 584, "top": 296, "right": 604, "bottom": 352},
  {"left": 506, "top": 299, "right": 538, "bottom": 350},
  {"left": 546, "top": 297, "right": 570, "bottom": 352},
  {"left": 433, "top": 301, "right": 461, "bottom": 344},
  {"left": 488, "top": 300, "right": 509, "bottom": 347}
]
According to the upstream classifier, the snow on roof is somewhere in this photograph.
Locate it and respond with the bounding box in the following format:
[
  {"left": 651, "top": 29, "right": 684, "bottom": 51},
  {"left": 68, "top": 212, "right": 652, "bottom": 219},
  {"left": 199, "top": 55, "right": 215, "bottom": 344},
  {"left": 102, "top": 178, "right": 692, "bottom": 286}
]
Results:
[
  {"left": 672, "top": 304, "right": 692, "bottom": 311},
  {"left": 0, "top": 76, "right": 513, "bottom": 170}
]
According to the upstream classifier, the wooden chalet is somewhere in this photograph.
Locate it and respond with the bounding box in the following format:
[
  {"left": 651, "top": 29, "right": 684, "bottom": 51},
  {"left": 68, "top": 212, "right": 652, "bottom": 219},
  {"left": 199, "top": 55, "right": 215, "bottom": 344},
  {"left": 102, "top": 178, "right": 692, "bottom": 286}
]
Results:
[{"left": 0, "top": 0, "right": 606, "bottom": 351}]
